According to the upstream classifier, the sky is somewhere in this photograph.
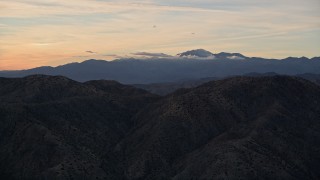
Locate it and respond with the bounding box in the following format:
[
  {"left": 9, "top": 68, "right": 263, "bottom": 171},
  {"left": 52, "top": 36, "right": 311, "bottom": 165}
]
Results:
[{"left": 0, "top": 0, "right": 319, "bottom": 70}]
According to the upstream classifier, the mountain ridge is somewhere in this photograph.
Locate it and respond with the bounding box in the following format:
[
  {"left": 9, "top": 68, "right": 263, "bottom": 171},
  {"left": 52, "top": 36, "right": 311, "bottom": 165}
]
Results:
[
  {"left": 0, "top": 75, "right": 159, "bottom": 179},
  {"left": 177, "top": 49, "right": 215, "bottom": 58},
  {"left": 134, "top": 72, "right": 320, "bottom": 95},
  {"left": 118, "top": 75, "right": 320, "bottom": 179},
  {"left": 0, "top": 75, "right": 320, "bottom": 179},
  {"left": 1, "top": 49, "right": 320, "bottom": 84}
]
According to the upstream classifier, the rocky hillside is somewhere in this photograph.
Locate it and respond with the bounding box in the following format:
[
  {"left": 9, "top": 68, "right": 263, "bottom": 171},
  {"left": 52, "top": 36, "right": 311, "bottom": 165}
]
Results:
[
  {"left": 0, "top": 75, "right": 320, "bottom": 179},
  {"left": 120, "top": 76, "right": 320, "bottom": 179},
  {"left": 0, "top": 75, "right": 159, "bottom": 179}
]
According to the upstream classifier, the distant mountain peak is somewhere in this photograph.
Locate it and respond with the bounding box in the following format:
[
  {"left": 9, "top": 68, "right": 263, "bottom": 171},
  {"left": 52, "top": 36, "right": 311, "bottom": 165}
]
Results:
[
  {"left": 214, "top": 52, "right": 247, "bottom": 60},
  {"left": 177, "top": 49, "right": 215, "bottom": 58},
  {"left": 282, "top": 56, "right": 310, "bottom": 61},
  {"left": 177, "top": 49, "right": 247, "bottom": 60},
  {"left": 81, "top": 59, "right": 107, "bottom": 63}
]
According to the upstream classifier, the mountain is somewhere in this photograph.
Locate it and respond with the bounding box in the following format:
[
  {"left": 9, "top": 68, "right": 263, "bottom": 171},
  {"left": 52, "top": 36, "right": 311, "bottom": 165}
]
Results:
[
  {"left": 0, "top": 75, "right": 159, "bottom": 179},
  {"left": 0, "top": 50, "right": 319, "bottom": 84},
  {"left": 134, "top": 73, "right": 320, "bottom": 95},
  {"left": 177, "top": 49, "right": 247, "bottom": 60},
  {"left": 1, "top": 75, "right": 320, "bottom": 179},
  {"left": 297, "top": 73, "right": 320, "bottom": 85},
  {"left": 177, "top": 49, "right": 215, "bottom": 58},
  {"left": 214, "top": 52, "right": 247, "bottom": 59},
  {"left": 133, "top": 77, "right": 218, "bottom": 96},
  {"left": 119, "top": 76, "right": 320, "bottom": 179}
]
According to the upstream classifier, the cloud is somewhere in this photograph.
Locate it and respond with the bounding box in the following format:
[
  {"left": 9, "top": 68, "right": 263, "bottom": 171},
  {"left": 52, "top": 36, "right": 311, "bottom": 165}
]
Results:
[
  {"left": 0, "top": 0, "right": 234, "bottom": 18},
  {"left": 131, "top": 51, "right": 218, "bottom": 60},
  {"left": 0, "top": 0, "right": 319, "bottom": 70},
  {"left": 86, "top": 51, "right": 97, "bottom": 54},
  {"left": 72, "top": 55, "right": 89, "bottom": 58},
  {"left": 132, "top": 52, "right": 173, "bottom": 58},
  {"left": 103, "top": 54, "right": 118, "bottom": 57},
  {"left": 227, "top": 55, "right": 245, "bottom": 60},
  {"left": 178, "top": 55, "right": 216, "bottom": 60},
  {"left": 0, "top": 23, "right": 8, "bottom": 27},
  {"left": 102, "top": 54, "right": 125, "bottom": 59}
]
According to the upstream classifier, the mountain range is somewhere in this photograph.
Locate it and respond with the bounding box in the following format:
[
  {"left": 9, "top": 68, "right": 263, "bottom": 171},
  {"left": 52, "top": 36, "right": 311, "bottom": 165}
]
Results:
[
  {"left": 1, "top": 49, "right": 319, "bottom": 84},
  {"left": 134, "top": 72, "right": 320, "bottom": 95},
  {"left": 1, "top": 75, "right": 320, "bottom": 179}
]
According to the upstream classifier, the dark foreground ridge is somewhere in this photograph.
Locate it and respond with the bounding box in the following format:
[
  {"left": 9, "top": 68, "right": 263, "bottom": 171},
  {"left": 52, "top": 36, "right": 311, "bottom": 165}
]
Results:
[{"left": 1, "top": 75, "right": 320, "bottom": 179}]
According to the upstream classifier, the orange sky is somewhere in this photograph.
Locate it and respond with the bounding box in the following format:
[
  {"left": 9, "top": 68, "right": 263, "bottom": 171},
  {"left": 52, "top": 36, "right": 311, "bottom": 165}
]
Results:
[{"left": 0, "top": 0, "right": 319, "bottom": 70}]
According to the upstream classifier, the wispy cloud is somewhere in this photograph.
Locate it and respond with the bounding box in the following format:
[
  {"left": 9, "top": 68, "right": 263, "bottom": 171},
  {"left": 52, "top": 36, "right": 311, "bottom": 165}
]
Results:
[
  {"left": 86, "top": 51, "right": 97, "bottom": 54},
  {"left": 0, "top": 0, "right": 319, "bottom": 70},
  {"left": 132, "top": 52, "right": 173, "bottom": 58},
  {"left": 72, "top": 55, "right": 89, "bottom": 58}
]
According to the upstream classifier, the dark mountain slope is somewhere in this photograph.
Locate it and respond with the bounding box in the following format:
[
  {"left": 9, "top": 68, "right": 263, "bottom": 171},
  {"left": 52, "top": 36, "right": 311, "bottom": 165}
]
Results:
[
  {"left": 0, "top": 75, "right": 159, "bottom": 179},
  {"left": 1, "top": 75, "right": 320, "bottom": 179},
  {"left": 133, "top": 77, "right": 218, "bottom": 96},
  {"left": 297, "top": 73, "right": 320, "bottom": 85},
  {"left": 0, "top": 75, "right": 100, "bottom": 103},
  {"left": 118, "top": 76, "right": 320, "bottom": 179},
  {"left": 134, "top": 73, "right": 320, "bottom": 96}
]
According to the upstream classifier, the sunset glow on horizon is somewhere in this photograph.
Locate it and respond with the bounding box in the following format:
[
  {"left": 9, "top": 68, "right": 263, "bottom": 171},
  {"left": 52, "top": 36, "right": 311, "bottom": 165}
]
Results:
[{"left": 0, "top": 0, "right": 319, "bottom": 70}]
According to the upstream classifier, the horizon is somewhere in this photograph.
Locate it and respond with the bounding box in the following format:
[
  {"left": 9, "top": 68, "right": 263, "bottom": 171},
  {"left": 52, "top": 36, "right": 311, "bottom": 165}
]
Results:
[
  {"left": 0, "top": 0, "right": 320, "bottom": 70},
  {"left": 2, "top": 49, "right": 320, "bottom": 71}
]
